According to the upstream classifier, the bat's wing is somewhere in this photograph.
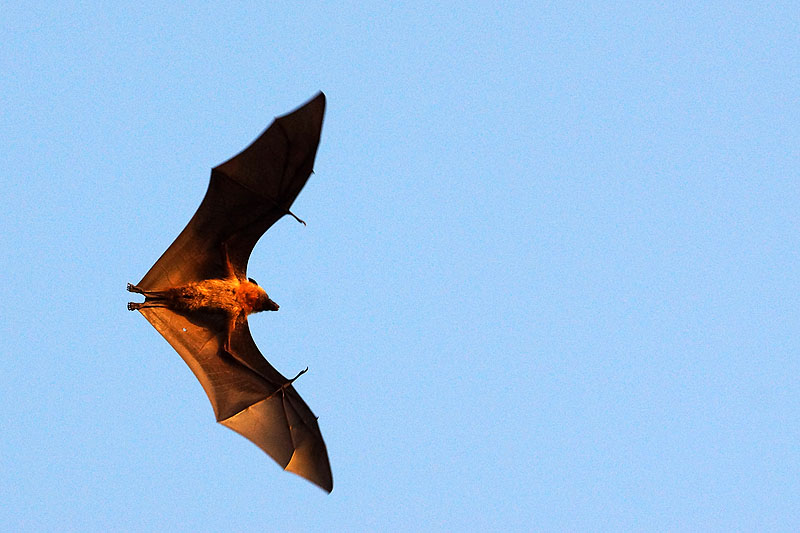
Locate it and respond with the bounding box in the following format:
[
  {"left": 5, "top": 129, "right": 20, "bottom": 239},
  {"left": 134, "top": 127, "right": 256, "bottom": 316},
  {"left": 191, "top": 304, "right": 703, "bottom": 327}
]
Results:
[
  {"left": 138, "top": 92, "right": 326, "bottom": 289},
  {"left": 139, "top": 307, "right": 333, "bottom": 492}
]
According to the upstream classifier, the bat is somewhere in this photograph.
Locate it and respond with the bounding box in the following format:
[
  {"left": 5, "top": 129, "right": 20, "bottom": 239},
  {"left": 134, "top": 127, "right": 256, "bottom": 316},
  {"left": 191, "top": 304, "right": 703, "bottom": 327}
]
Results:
[{"left": 127, "top": 93, "right": 332, "bottom": 492}]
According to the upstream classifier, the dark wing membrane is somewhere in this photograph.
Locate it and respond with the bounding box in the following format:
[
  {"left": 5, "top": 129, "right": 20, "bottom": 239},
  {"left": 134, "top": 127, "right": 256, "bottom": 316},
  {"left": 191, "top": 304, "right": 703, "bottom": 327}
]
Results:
[
  {"left": 138, "top": 92, "right": 326, "bottom": 289},
  {"left": 138, "top": 174, "right": 277, "bottom": 289},
  {"left": 139, "top": 307, "right": 333, "bottom": 492},
  {"left": 222, "top": 320, "right": 333, "bottom": 492},
  {"left": 139, "top": 308, "right": 271, "bottom": 422}
]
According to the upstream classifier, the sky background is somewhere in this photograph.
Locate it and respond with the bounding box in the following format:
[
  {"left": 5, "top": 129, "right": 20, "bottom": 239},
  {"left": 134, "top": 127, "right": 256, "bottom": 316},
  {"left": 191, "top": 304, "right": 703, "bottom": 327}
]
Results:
[{"left": 2, "top": 2, "right": 799, "bottom": 531}]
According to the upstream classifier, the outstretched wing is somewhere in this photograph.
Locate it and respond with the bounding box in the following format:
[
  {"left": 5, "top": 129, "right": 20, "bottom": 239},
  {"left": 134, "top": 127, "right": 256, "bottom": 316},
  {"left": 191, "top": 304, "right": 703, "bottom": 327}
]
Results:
[
  {"left": 138, "top": 92, "right": 326, "bottom": 289},
  {"left": 223, "top": 320, "right": 333, "bottom": 492},
  {"left": 139, "top": 307, "right": 333, "bottom": 492}
]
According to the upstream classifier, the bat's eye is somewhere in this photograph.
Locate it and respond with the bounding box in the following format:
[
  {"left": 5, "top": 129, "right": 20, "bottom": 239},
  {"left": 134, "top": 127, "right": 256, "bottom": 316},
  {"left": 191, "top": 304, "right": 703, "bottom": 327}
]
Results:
[{"left": 248, "top": 277, "right": 258, "bottom": 285}]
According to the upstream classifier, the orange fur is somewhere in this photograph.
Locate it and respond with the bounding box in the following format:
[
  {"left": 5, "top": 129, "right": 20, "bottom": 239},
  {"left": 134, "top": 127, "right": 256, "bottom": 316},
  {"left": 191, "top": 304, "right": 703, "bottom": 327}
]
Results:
[
  {"left": 165, "top": 278, "right": 274, "bottom": 316},
  {"left": 237, "top": 281, "right": 268, "bottom": 314}
]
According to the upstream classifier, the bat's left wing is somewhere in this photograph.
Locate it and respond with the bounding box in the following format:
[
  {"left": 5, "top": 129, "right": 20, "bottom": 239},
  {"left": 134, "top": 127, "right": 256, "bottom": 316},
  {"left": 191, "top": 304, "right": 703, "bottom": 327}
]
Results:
[
  {"left": 139, "top": 306, "right": 333, "bottom": 492},
  {"left": 223, "top": 320, "right": 333, "bottom": 492}
]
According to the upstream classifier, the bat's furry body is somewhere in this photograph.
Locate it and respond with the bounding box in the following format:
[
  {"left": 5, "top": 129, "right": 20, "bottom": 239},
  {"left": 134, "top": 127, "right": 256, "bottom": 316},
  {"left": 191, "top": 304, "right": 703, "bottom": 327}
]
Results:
[
  {"left": 167, "top": 278, "right": 276, "bottom": 315},
  {"left": 128, "top": 277, "right": 279, "bottom": 317}
]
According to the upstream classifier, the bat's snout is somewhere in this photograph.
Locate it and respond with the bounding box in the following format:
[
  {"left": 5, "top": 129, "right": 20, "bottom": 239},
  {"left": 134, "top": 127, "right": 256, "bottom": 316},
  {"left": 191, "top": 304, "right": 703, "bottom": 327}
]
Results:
[
  {"left": 252, "top": 292, "right": 280, "bottom": 313},
  {"left": 264, "top": 298, "right": 279, "bottom": 311}
]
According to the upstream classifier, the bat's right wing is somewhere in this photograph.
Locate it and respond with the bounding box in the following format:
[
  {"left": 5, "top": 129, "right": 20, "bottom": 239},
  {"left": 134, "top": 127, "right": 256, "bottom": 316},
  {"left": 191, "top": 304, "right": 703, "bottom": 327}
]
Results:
[{"left": 138, "top": 92, "right": 326, "bottom": 290}]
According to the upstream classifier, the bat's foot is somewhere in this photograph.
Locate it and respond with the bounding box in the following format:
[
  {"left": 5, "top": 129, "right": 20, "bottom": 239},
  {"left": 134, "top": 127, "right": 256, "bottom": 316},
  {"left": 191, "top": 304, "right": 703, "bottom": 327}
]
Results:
[
  {"left": 127, "top": 302, "right": 141, "bottom": 311},
  {"left": 127, "top": 283, "right": 143, "bottom": 294}
]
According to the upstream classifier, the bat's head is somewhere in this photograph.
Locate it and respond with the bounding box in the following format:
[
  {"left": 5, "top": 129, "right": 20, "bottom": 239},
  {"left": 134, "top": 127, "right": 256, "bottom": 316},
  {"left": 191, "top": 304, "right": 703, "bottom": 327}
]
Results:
[
  {"left": 256, "top": 293, "right": 280, "bottom": 312},
  {"left": 245, "top": 278, "right": 280, "bottom": 313}
]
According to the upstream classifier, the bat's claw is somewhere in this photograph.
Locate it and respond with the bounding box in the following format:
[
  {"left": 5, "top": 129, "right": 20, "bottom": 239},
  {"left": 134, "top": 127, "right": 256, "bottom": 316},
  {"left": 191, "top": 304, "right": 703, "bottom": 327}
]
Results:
[
  {"left": 267, "top": 367, "right": 309, "bottom": 399},
  {"left": 127, "top": 283, "right": 144, "bottom": 294},
  {"left": 289, "top": 367, "right": 309, "bottom": 383},
  {"left": 127, "top": 302, "right": 140, "bottom": 311},
  {"left": 287, "top": 209, "right": 306, "bottom": 226}
]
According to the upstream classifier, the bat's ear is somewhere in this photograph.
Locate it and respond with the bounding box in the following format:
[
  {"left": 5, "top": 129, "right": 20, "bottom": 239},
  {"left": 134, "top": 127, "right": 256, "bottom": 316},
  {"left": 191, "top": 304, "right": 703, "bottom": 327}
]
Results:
[{"left": 248, "top": 277, "right": 258, "bottom": 285}]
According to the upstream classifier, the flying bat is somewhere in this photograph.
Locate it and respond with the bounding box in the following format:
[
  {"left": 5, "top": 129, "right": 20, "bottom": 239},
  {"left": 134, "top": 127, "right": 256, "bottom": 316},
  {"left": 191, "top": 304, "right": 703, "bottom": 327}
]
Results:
[{"left": 127, "top": 93, "right": 332, "bottom": 492}]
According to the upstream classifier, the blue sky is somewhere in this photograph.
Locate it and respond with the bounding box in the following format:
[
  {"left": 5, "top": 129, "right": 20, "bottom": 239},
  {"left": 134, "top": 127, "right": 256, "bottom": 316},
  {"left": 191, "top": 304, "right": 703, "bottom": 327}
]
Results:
[{"left": 2, "top": 2, "right": 799, "bottom": 531}]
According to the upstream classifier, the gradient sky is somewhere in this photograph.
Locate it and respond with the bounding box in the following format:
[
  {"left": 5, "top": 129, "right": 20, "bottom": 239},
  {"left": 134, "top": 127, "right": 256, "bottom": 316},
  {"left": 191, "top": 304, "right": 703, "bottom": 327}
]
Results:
[{"left": 2, "top": 2, "right": 799, "bottom": 531}]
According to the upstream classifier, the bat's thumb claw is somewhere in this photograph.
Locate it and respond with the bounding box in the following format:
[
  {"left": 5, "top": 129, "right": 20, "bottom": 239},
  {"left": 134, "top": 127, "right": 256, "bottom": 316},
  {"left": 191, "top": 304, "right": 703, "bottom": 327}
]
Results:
[
  {"left": 287, "top": 209, "right": 306, "bottom": 225},
  {"left": 268, "top": 367, "right": 310, "bottom": 399},
  {"left": 289, "top": 367, "right": 309, "bottom": 383}
]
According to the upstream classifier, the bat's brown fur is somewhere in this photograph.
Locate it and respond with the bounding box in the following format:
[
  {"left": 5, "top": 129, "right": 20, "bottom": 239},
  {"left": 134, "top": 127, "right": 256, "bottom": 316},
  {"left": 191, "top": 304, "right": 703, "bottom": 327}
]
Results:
[
  {"left": 128, "top": 277, "right": 279, "bottom": 317},
  {"left": 167, "top": 278, "right": 277, "bottom": 315}
]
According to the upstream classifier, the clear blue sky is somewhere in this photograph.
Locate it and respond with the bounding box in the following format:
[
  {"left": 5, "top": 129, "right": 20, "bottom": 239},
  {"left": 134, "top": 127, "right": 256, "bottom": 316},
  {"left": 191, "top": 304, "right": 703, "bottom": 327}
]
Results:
[{"left": 2, "top": 2, "right": 798, "bottom": 531}]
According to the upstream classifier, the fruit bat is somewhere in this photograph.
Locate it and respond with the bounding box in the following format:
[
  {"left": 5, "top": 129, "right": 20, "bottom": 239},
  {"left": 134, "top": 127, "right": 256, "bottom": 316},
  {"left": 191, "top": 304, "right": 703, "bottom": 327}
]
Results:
[{"left": 127, "top": 93, "right": 332, "bottom": 492}]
